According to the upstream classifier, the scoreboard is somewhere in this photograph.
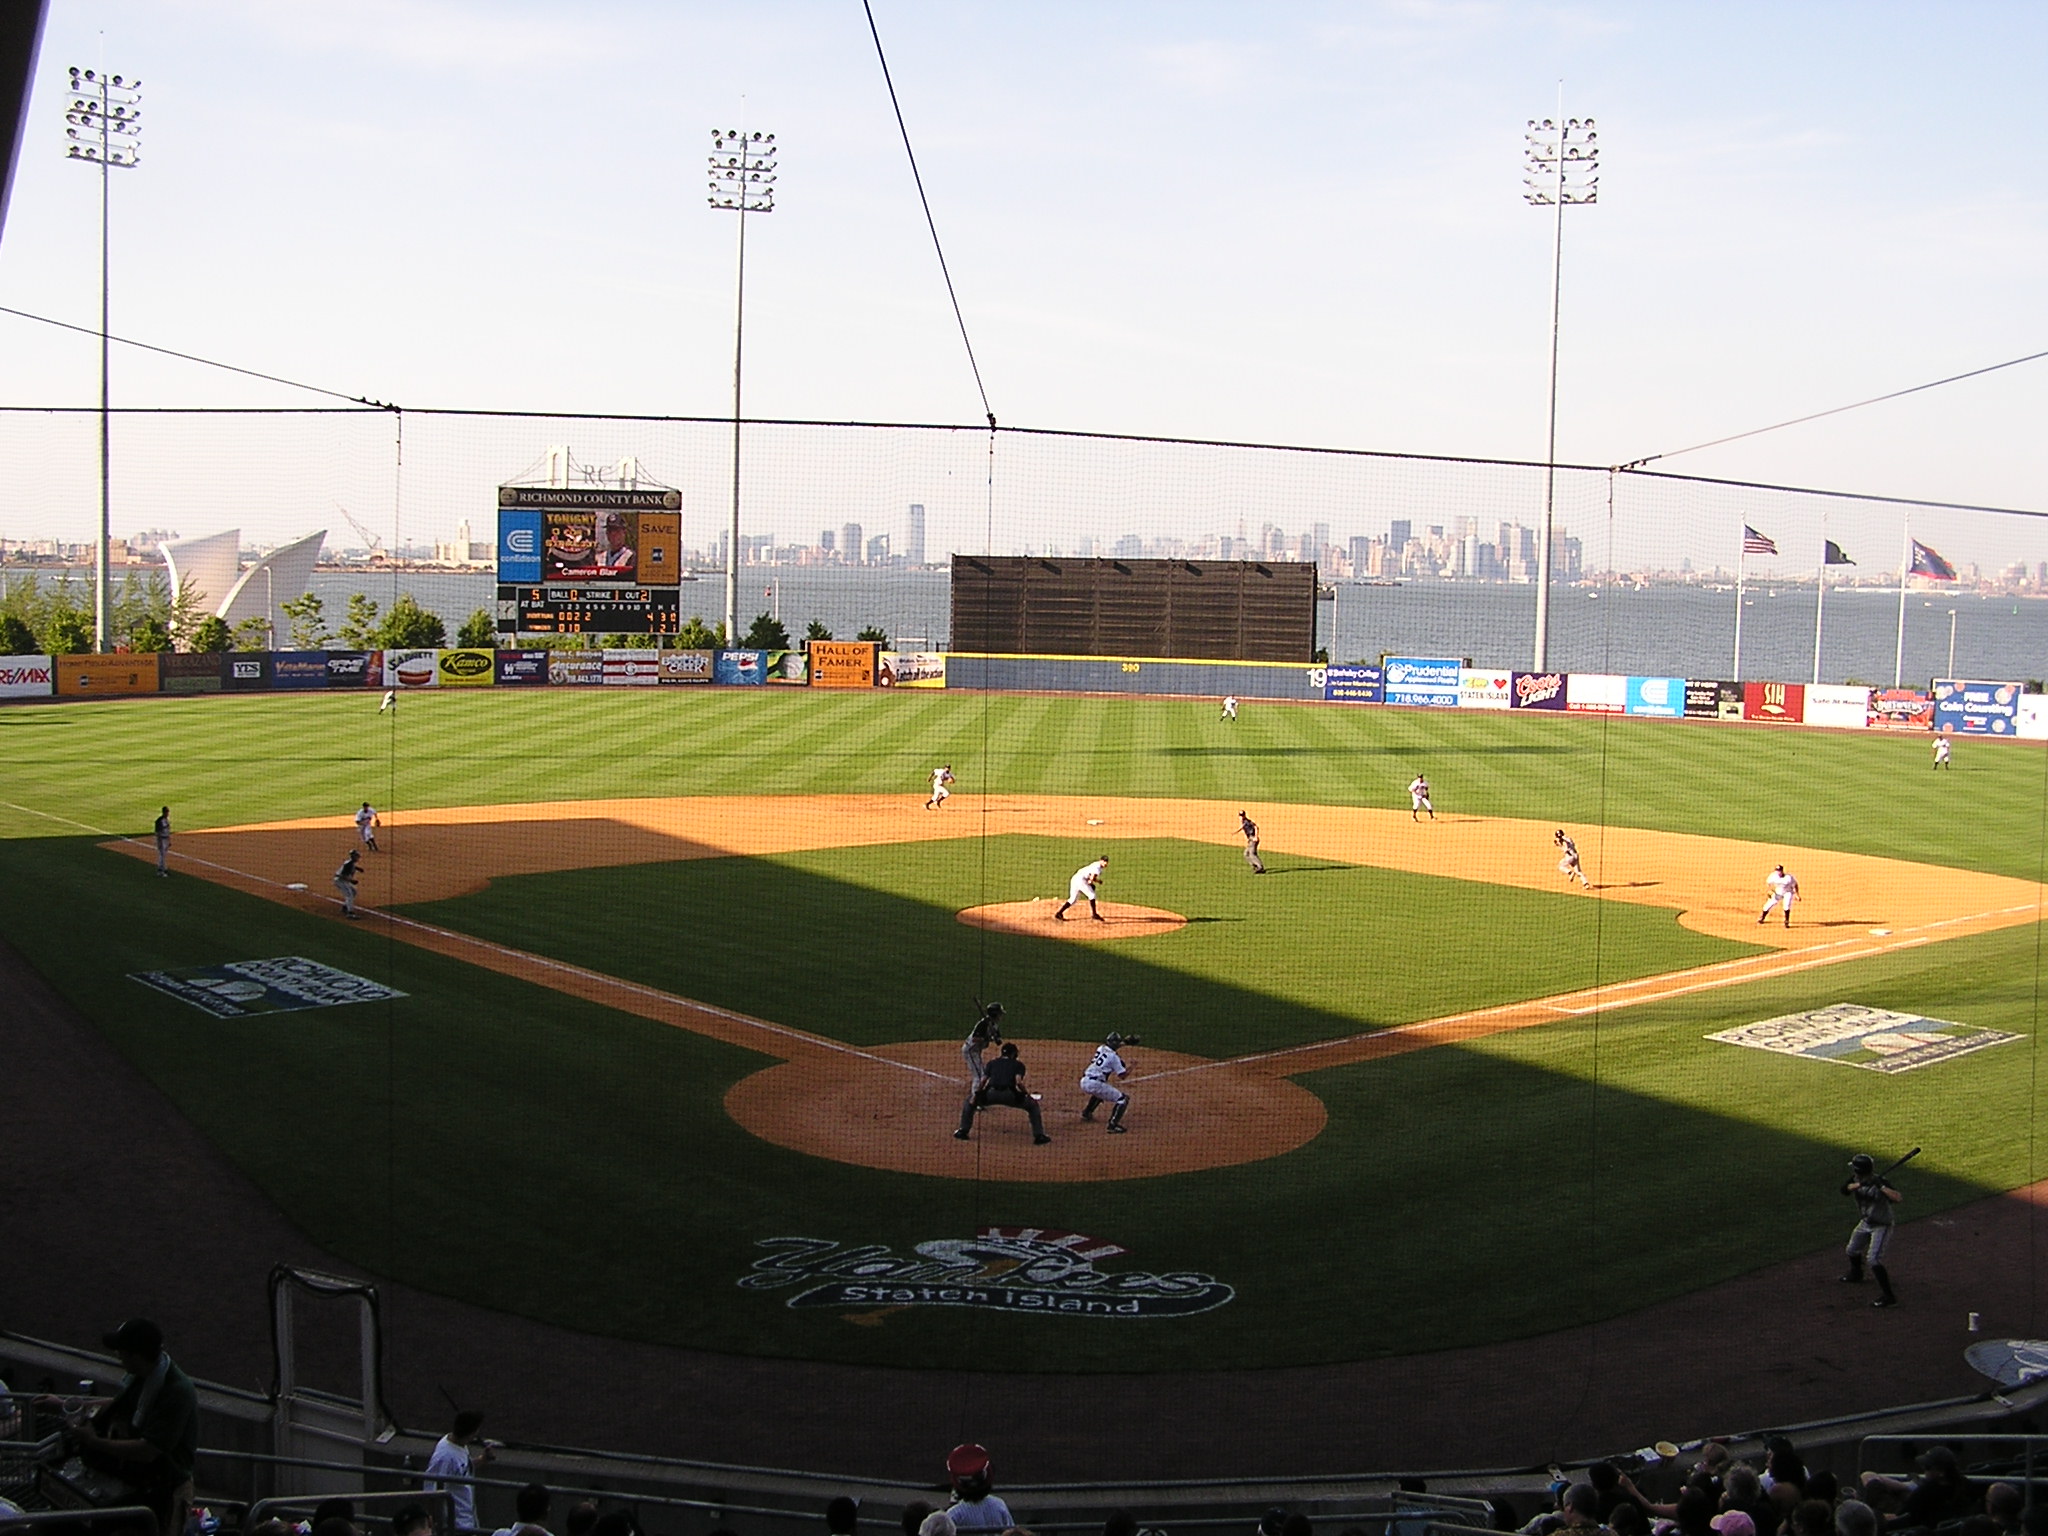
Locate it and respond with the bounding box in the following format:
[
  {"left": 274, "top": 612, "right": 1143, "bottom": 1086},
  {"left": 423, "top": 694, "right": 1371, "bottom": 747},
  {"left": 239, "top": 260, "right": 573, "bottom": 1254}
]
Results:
[{"left": 498, "top": 586, "right": 683, "bottom": 635}]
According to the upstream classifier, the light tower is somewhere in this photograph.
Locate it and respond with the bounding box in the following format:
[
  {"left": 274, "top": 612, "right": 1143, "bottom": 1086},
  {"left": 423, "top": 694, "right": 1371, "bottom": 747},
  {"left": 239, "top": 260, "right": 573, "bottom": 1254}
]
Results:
[
  {"left": 1523, "top": 110, "right": 1598, "bottom": 670},
  {"left": 64, "top": 66, "right": 143, "bottom": 653},
  {"left": 708, "top": 129, "right": 777, "bottom": 648}
]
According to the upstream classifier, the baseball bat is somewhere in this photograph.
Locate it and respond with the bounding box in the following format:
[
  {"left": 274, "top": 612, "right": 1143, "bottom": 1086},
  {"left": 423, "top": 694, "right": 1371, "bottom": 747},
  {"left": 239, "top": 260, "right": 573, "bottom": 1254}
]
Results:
[{"left": 1877, "top": 1146, "right": 1922, "bottom": 1181}]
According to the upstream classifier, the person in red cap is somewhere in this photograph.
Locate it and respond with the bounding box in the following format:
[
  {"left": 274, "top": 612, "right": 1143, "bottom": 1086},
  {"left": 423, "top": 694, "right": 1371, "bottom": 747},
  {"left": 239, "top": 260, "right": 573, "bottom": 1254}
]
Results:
[
  {"left": 64, "top": 1319, "right": 198, "bottom": 1535},
  {"left": 944, "top": 1445, "right": 1014, "bottom": 1531}
]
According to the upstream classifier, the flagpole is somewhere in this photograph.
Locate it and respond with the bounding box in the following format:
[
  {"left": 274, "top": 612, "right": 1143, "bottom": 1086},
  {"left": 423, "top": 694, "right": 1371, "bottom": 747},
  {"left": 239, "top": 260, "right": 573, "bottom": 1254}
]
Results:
[
  {"left": 1733, "top": 543, "right": 1746, "bottom": 681},
  {"left": 1894, "top": 517, "right": 1910, "bottom": 687},
  {"left": 1812, "top": 515, "right": 1826, "bottom": 685}
]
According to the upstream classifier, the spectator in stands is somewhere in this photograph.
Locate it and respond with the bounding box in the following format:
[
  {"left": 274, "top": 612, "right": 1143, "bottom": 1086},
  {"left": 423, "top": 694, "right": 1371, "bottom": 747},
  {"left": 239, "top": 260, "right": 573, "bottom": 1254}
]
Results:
[
  {"left": 314, "top": 1500, "right": 358, "bottom": 1528},
  {"left": 1105, "top": 1513, "right": 1138, "bottom": 1536},
  {"left": 1522, "top": 1483, "right": 1603, "bottom": 1536},
  {"left": 945, "top": 1445, "right": 1015, "bottom": 1532},
  {"left": 393, "top": 1505, "right": 436, "bottom": 1536},
  {"left": 424, "top": 1410, "right": 493, "bottom": 1532},
  {"left": 1258, "top": 1513, "right": 1286, "bottom": 1536},
  {"left": 64, "top": 1318, "right": 198, "bottom": 1536},
  {"left": 564, "top": 1502, "right": 598, "bottom": 1536},
  {"left": 1723, "top": 1467, "right": 1779, "bottom": 1536},
  {"left": 1835, "top": 1503, "right": 1878, "bottom": 1536},
  {"left": 900, "top": 1503, "right": 935, "bottom": 1536},
  {"left": 1791, "top": 1502, "right": 1833, "bottom": 1536},
  {"left": 493, "top": 1483, "right": 552, "bottom": 1536},
  {"left": 1860, "top": 1447, "right": 1969, "bottom": 1532},
  {"left": 827, "top": 1499, "right": 861, "bottom": 1536},
  {"left": 1283, "top": 1517, "right": 1313, "bottom": 1536},
  {"left": 1762, "top": 1441, "right": 1809, "bottom": 1499},
  {"left": 1613, "top": 1503, "right": 1651, "bottom": 1536},
  {"left": 1985, "top": 1484, "right": 2023, "bottom": 1536},
  {"left": 313, "top": 1518, "right": 359, "bottom": 1536},
  {"left": 1669, "top": 1486, "right": 1719, "bottom": 1536},
  {"left": 246, "top": 1521, "right": 293, "bottom": 1536},
  {"left": 1804, "top": 1476, "right": 1840, "bottom": 1509},
  {"left": 1712, "top": 1512, "right": 1756, "bottom": 1536},
  {"left": 920, "top": 1515, "right": 958, "bottom": 1536},
  {"left": 590, "top": 1512, "right": 641, "bottom": 1536}
]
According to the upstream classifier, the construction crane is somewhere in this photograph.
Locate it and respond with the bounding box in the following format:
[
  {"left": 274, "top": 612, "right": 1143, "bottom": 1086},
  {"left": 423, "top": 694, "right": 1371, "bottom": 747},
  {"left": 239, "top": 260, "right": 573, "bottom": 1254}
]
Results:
[{"left": 335, "top": 503, "right": 386, "bottom": 562}]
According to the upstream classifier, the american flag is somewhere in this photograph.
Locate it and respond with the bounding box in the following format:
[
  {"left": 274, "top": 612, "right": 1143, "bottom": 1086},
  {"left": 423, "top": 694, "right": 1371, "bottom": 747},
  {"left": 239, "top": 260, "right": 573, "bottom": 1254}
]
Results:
[{"left": 1742, "top": 525, "right": 1778, "bottom": 556}]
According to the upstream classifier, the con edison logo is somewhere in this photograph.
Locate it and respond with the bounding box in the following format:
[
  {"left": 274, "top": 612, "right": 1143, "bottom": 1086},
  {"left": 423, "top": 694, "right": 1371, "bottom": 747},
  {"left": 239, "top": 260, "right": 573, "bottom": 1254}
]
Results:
[
  {"left": 739, "top": 1227, "right": 1234, "bottom": 1318},
  {"left": 505, "top": 528, "right": 536, "bottom": 555}
]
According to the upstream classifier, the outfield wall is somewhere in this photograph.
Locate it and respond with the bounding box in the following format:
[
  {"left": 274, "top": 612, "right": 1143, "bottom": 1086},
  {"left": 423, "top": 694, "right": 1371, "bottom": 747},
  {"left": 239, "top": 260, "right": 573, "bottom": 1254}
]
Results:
[{"left": 5, "top": 648, "right": 2044, "bottom": 740}]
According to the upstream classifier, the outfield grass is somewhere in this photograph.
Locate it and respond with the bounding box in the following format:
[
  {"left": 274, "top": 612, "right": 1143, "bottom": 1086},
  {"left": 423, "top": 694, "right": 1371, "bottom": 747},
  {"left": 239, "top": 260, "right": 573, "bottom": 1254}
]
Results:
[{"left": 3, "top": 688, "right": 2045, "bottom": 1370}]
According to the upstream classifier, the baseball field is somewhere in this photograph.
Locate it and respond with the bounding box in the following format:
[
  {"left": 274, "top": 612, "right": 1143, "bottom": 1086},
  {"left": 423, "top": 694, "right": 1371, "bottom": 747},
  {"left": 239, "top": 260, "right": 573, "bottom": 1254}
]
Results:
[{"left": 2, "top": 685, "right": 2043, "bottom": 1375}]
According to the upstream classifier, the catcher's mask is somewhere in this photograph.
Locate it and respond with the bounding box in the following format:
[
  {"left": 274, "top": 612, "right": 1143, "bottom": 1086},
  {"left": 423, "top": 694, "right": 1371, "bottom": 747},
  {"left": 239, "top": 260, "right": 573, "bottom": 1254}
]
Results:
[{"left": 1104, "top": 1032, "right": 1123, "bottom": 1048}]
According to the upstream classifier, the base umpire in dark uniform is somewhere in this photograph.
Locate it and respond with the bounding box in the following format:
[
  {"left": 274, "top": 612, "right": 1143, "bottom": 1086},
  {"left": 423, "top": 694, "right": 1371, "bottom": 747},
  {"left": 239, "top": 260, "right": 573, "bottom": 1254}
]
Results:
[{"left": 956, "top": 1042, "right": 1051, "bottom": 1144}]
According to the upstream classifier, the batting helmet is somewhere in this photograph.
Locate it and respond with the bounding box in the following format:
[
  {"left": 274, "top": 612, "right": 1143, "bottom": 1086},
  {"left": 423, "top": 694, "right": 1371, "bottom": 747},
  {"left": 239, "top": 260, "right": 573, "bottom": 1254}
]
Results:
[
  {"left": 947, "top": 1443, "right": 992, "bottom": 1499},
  {"left": 1849, "top": 1153, "right": 1875, "bottom": 1176},
  {"left": 983, "top": 1002, "right": 1004, "bottom": 1020}
]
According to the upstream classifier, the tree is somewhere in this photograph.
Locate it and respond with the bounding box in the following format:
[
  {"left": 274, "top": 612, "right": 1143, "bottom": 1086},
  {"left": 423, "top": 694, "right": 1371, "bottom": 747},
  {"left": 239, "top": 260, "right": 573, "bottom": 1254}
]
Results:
[
  {"left": 168, "top": 583, "right": 209, "bottom": 653},
  {"left": 232, "top": 616, "right": 271, "bottom": 651},
  {"left": 0, "top": 614, "right": 37, "bottom": 654},
  {"left": 281, "top": 591, "right": 332, "bottom": 649},
  {"left": 856, "top": 625, "right": 890, "bottom": 649},
  {"left": 675, "top": 616, "right": 724, "bottom": 649},
  {"left": 336, "top": 593, "right": 380, "bottom": 649},
  {"left": 189, "top": 615, "right": 233, "bottom": 653},
  {"left": 743, "top": 612, "right": 791, "bottom": 651},
  {"left": 455, "top": 608, "right": 496, "bottom": 648},
  {"left": 128, "top": 616, "right": 173, "bottom": 653},
  {"left": 804, "top": 619, "right": 833, "bottom": 645},
  {"left": 43, "top": 608, "right": 95, "bottom": 655},
  {"left": 373, "top": 593, "right": 447, "bottom": 647}
]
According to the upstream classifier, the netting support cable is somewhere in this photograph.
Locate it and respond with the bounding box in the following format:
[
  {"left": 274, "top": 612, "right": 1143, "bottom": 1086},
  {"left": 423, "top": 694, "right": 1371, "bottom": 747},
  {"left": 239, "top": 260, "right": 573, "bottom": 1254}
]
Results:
[
  {"left": 860, "top": 0, "right": 997, "bottom": 430},
  {"left": 0, "top": 303, "right": 395, "bottom": 408}
]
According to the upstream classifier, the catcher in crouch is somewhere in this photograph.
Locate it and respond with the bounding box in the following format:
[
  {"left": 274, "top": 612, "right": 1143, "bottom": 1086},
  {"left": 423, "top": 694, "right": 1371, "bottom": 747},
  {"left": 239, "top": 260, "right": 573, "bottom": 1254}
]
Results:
[{"left": 1079, "top": 1031, "right": 1139, "bottom": 1134}]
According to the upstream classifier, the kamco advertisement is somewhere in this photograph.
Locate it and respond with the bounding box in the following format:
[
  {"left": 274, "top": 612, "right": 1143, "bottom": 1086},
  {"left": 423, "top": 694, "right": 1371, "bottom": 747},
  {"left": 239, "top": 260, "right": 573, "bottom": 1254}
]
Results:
[
  {"left": 738, "top": 1226, "right": 1234, "bottom": 1319},
  {"left": 497, "top": 487, "right": 683, "bottom": 587},
  {"left": 436, "top": 648, "right": 496, "bottom": 687},
  {"left": 809, "top": 640, "right": 878, "bottom": 689},
  {"left": 1744, "top": 680, "right": 1805, "bottom": 724}
]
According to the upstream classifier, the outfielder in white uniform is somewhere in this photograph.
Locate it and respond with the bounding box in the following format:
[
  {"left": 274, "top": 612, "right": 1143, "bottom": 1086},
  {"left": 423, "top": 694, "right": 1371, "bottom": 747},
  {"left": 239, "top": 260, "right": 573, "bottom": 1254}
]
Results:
[
  {"left": 1078, "top": 1032, "right": 1133, "bottom": 1133},
  {"left": 1933, "top": 735, "right": 1951, "bottom": 770},
  {"left": 378, "top": 689, "right": 396, "bottom": 713},
  {"left": 1759, "top": 864, "right": 1799, "bottom": 927},
  {"left": 355, "top": 801, "right": 381, "bottom": 851},
  {"left": 1554, "top": 829, "right": 1589, "bottom": 888},
  {"left": 1408, "top": 775, "right": 1435, "bottom": 821},
  {"left": 926, "top": 765, "right": 955, "bottom": 810},
  {"left": 1054, "top": 855, "right": 1109, "bottom": 922},
  {"left": 1220, "top": 696, "right": 1238, "bottom": 721}
]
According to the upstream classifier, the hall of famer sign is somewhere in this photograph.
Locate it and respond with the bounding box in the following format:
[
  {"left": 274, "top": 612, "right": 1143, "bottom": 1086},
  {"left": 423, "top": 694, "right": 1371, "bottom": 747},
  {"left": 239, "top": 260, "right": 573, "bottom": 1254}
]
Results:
[
  {"left": 739, "top": 1227, "right": 1234, "bottom": 1318},
  {"left": 1709, "top": 1003, "right": 2018, "bottom": 1074},
  {"left": 131, "top": 957, "right": 406, "bottom": 1018}
]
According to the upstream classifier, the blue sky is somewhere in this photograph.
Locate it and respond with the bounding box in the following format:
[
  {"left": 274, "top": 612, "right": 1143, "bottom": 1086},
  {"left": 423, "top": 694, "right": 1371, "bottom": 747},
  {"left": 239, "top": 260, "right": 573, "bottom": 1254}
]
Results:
[{"left": 3, "top": 1, "right": 2046, "bottom": 562}]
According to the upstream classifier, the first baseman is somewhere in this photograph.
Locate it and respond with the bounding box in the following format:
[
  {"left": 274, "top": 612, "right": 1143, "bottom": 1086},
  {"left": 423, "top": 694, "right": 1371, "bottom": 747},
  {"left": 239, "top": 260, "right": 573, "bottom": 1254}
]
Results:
[
  {"left": 1055, "top": 855, "right": 1109, "bottom": 922},
  {"left": 1842, "top": 1152, "right": 1902, "bottom": 1306},
  {"left": 1408, "top": 775, "right": 1435, "bottom": 821},
  {"left": 1759, "top": 864, "right": 1799, "bottom": 926},
  {"left": 334, "top": 848, "right": 362, "bottom": 918},
  {"left": 926, "top": 764, "right": 954, "bottom": 810},
  {"left": 1078, "top": 1032, "right": 1134, "bottom": 1133},
  {"left": 1554, "top": 828, "right": 1589, "bottom": 888},
  {"left": 153, "top": 806, "right": 171, "bottom": 877},
  {"left": 355, "top": 801, "right": 381, "bottom": 851},
  {"left": 1238, "top": 810, "right": 1265, "bottom": 874}
]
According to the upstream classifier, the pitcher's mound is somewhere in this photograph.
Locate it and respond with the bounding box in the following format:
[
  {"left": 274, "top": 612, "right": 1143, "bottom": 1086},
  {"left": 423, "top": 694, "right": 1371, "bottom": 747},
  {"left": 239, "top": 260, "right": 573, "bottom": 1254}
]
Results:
[{"left": 959, "top": 899, "right": 1187, "bottom": 939}]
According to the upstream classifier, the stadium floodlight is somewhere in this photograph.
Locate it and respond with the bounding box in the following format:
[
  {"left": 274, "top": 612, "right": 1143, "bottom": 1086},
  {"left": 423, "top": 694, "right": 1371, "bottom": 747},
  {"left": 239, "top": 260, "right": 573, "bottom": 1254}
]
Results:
[
  {"left": 65, "top": 67, "right": 144, "bottom": 654},
  {"left": 708, "top": 129, "right": 777, "bottom": 649},
  {"left": 1523, "top": 111, "right": 1597, "bottom": 671}
]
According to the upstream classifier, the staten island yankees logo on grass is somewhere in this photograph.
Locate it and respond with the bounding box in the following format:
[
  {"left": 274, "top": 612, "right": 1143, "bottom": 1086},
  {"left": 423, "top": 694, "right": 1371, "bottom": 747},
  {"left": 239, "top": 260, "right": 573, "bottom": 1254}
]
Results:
[
  {"left": 739, "top": 1226, "right": 1235, "bottom": 1318},
  {"left": 1710, "top": 1003, "right": 2020, "bottom": 1074}
]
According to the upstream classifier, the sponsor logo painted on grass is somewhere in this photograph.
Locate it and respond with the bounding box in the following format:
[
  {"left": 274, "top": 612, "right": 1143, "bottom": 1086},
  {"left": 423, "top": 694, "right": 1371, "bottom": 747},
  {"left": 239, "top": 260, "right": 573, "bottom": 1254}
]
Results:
[
  {"left": 739, "top": 1226, "right": 1235, "bottom": 1317},
  {"left": 1709, "top": 1003, "right": 2019, "bottom": 1073},
  {"left": 130, "top": 957, "right": 406, "bottom": 1018}
]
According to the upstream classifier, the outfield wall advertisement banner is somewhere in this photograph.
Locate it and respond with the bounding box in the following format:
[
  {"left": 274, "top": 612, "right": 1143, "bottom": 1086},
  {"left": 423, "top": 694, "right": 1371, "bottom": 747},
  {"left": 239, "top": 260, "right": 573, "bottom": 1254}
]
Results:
[
  {"left": 548, "top": 653, "right": 603, "bottom": 686},
  {"left": 384, "top": 649, "right": 438, "bottom": 689},
  {"left": 1323, "top": 664, "right": 1384, "bottom": 702},
  {"left": 270, "top": 652, "right": 329, "bottom": 690},
  {"left": 1382, "top": 657, "right": 1460, "bottom": 708},
  {"left": 0, "top": 655, "right": 52, "bottom": 698},
  {"left": 1510, "top": 671, "right": 1566, "bottom": 710},
  {"left": 1933, "top": 679, "right": 2022, "bottom": 736},
  {"left": 437, "top": 648, "right": 496, "bottom": 687},
  {"left": 1567, "top": 674, "right": 1625, "bottom": 714},
  {"left": 56, "top": 654, "right": 159, "bottom": 697},
  {"left": 2019, "top": 697, "right": 2048, "bottom": 741},
  {"left": 1686, "top": 680, "right": 1744, "bottom": 720},
  {"left": 223, "top": 654, "right": 271, "bottom": 691},
  {"left": 809, "top": 640, "right": 878, "bottom": 688},
  {"left": 1625, "top": 677, "right": 1684, "bottom": 717},
  {"left": 602, "top": 649, "right": 660, "bottom": 686},
  {"left": 658, "top": 650, "right": 714, "bottom": 684},
  {"left": 326, "top": 650, "right": 379, "bottom": 687},
  {"left": 880, "top": 651, "right": 947, "bottom": 688},
  {"left": 1868, "top": 689, "right": 1934, "bottom": 730},
  {"left": 1457, "top": 669, "right": 1511, "bottom": 709},
  {"left": 1804, "top": 684, "right": 1871, "bottom": 730},
  {"left": 1744, "top": 680, "right": 1805, "bottom": 724},
  {"left": 160, "top": 652, "right": 223, "bottom": 695},
  {"left": 715, "top": 650, "right": 769, "bottom": 685},
  {"left": 495, "top": 650, "right": 549, "bottom": 685}
]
